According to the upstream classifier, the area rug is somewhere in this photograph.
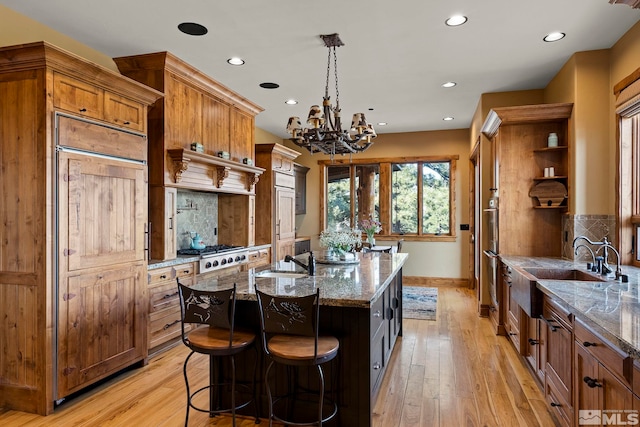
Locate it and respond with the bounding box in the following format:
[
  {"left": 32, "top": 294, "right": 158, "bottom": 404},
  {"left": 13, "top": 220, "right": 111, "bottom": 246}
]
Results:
[{"left": 403, "top": 286, "right": 437, "bottom": 321}]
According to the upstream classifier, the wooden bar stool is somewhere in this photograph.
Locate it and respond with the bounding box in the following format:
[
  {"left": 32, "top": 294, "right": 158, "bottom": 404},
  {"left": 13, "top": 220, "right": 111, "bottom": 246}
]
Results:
[
  {"left": 255, "top": 286, "right": 339, "bottom": 427},
  {"left": 177, "top": 281, "right": 259, "bottom": 426}
]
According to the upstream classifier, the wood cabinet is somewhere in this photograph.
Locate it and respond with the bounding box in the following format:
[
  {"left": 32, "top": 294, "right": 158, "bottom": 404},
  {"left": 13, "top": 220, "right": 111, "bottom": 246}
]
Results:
[
  {"left": 542, "top": 297, "right": 573, "bottom": 426},
  {"left": 481, "top": 103, "right": 573, "bottom": 257},
  {"left": 114, "top": 52, "right": 264, "bottom": 260},
  {"left": 574, "top": 317, "right": 635, "bottom": 427},
  {"left": 525, "top": 314, "right": 546, "bottom": 383},
  {"left": 294, "top": 163, "right": 310, "bottom": 214},
  {"left": 503, "top": 264, "right": 522, "bottom": 352},
  {"left": 246, "top": 247, "right": 271, "bottom": 270},
  {"left": 295, "top": 238, "right": 311, "bottom": 255},
  {"left": 0, "top": 41, "right": 161, "bottom": 415},
  {"left": 148, "top": 262, "right": 196, "bottom": 354},
  {"left": 255, "top": 144, "right": 300, "bottom": 262}
]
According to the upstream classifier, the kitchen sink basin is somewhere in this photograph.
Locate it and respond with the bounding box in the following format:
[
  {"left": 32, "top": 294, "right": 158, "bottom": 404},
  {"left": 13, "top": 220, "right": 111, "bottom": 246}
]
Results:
[
  {"left": 522, "top": 267, "right": 605, "bottom": 282},
  {"left": 254, "top": 270, "right": 308, "bottom": 279}
]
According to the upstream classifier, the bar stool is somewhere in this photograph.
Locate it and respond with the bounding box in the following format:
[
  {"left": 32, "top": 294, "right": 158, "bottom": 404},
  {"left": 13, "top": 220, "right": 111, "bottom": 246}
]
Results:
[
  {"left": 177, "top": 281, "right": 258, "bottom": 426},
  {"left": 255, "top": 286, "right": 339, "bottom": 427}
]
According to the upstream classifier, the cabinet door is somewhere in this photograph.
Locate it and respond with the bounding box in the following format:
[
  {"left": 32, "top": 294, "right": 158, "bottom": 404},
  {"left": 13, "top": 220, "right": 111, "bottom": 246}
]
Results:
[
  {"left": 53, "top": 72, "right": 104, "bottom": 121},
  {"left": 575, "top": 342, "right": 601, "bottom": 424},
  {"left": 165, "top": 75, "right": 202, "bottom": 151},
  {"left": 544, "top": 306, "right": 573, "bottom": 406},
  {"left": 601, "top": 365, "right": 634, "bottom": 416},
  {"left": 104, "top": 91, "right": 146, "bottom": 132},
  {"left": 57, "top": 262, "right": 146, "bottom": 398},
  {"left": 202, "top": 94, "right": 230, "bottom": 155},
  {"left": 230, "top": 107, "right": 253, "bottom": 162},
  {"left": 524, "top": 316, "right": 544, "bottom": 383},
  {"left": 275, "top": 187, "right": 296, "bottom": 261},
  {"left": 58, "top": 151, "right": 147, "bottom": 270}
]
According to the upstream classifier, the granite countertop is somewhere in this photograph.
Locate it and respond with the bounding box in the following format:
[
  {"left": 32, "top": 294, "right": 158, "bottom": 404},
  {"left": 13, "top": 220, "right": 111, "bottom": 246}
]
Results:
[
  {"left": 500, "top": 255, "right": 640, "bottom": 359},
  {"left": 192, "top": 252, "right": 408, "bottom": 308}
]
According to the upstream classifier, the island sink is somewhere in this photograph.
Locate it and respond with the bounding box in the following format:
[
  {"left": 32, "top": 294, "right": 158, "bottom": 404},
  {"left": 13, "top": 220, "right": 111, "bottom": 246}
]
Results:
[{"left": 254, "top": 270, "right": 308, "bottom": 279}]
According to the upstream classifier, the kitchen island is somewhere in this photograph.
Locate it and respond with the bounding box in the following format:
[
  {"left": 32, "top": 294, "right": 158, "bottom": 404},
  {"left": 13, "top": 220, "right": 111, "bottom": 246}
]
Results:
[{"left": 193, "top": 251, "right": 408, "bottom": 427}]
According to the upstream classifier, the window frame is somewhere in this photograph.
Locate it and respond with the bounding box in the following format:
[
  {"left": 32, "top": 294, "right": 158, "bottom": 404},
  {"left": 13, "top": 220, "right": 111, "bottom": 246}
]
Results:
[
  {"left": 319, "top": 155, "right": 458, "bottom": 242},
  {"left": 615, "top": 67, "right": 640, "bottom": 267}
]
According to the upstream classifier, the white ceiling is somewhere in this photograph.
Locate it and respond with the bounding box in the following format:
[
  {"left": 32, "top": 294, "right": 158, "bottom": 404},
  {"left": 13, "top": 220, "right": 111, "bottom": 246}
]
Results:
[{"left": 2, "top": 0, "right": 639, "bottom": 138}]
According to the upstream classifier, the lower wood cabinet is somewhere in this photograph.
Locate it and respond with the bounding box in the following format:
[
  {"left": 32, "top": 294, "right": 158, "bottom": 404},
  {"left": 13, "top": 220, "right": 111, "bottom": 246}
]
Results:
[
  {"left": 147, "top": 262, "right": 196, "bottom": 354},
  {"left": 246, "top": 247, "right": 271, "bottom": 269},
  {"left": 542, "top": 297, "right": 573, "bottom": 426}
]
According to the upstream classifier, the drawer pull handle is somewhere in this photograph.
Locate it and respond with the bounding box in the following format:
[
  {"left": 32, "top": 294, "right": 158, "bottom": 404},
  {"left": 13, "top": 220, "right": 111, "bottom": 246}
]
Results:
[
  {"left": 123, "top": 121, "right": 130, "bottom": 125},
  {"left": 79, "top": 108, "right": 87, "bottom": 112},
  {"left": 509, "top": 332, "right": 517, "bottom": 336},
  {"left": 372, "top": 362, "right": 381, "bottom": 370},
  {"left": 162, "top": 291, "right": 179, "bottom": 300},
  {"left": 550, "top": 402, "right": 561, "bottom": 408},
  {"left": 373, "top": 310, "right": 382, "bottom": 318},
  {"left": 583, "top": 376, "right": 602, "bottom": 388},
  {"left": 159, "top": 274, "right": 167, "bottom": 279},
  {"left": 583, "top": 341, "right": 597, "bottom": 347},
  {"left": 540, "top": 315, "right": 557, "bottom": 332},
  {"left": 163, "top": 320, "right": 180, "bottom": 330},
  {"left": 528, "top": 338, "right": 539, "bottom": 345}
]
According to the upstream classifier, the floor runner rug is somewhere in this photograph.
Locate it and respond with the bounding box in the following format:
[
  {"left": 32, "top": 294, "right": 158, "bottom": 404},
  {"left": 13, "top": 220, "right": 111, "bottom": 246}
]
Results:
[{"left": 403, "top": 286, "right": 437, "bottom": 321}]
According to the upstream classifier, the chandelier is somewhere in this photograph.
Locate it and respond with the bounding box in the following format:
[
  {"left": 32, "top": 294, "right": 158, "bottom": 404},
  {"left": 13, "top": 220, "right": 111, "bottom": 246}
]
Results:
[{"left": 286, "top": 33, "right": 376, "bottom": 156}]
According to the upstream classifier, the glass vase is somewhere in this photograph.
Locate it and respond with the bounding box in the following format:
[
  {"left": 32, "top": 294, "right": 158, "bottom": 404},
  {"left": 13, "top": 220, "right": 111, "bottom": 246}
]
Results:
[{"left": 366, "top": 233, "right": 376, "bottom": 247}]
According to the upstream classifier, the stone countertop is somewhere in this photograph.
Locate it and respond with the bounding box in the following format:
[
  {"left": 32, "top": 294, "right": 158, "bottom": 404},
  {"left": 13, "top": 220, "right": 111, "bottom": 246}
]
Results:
[
  {"left": 500, "top": 255, "right": 640, "bottom": 359},
  {"left": 192, "top": 252, "right": 408, "bottom": 308}
]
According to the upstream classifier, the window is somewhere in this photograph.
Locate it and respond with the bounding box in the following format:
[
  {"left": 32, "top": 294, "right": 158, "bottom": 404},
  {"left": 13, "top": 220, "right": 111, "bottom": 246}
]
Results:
[
  {"left": 320, "top": 156, "right": 457, "bottom": 241},
  {"left": 615, "top": 70, "right": 640, "bottom": 266}
]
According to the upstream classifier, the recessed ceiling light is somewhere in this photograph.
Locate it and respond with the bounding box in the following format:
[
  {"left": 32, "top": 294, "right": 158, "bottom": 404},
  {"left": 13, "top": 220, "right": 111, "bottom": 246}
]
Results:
[
  {"left": 285, "top": 99, "right": 298, "bottom": 105},
  {"left": 227, "top": 57, "right": 245, "bottom": 66},
  {"left": 544, "top": 32, "right": 566, "bottom": 42},
  {"left": 178, "top": 22, "right": 208, "bottom": 36},
  {"left": 445, "top": 15, "right": 467, "bottom": 26},
  {"left": 442, "top": 81, "right": 457, "bottom": 88},
  {"left": 377, "top": 122, "right": 387, "bottom": 126},
  {"left": 443, "top": 116, "right": 454, "bottom": 121},
  {"left": 259, "top": 82, "right": 279, "bottom": 89}
]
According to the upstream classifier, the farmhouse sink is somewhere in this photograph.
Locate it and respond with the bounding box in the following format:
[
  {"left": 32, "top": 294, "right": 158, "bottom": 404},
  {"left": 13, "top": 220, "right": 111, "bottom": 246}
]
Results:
[
  {"left": 254, "top": 270, "right": 308, "bottom": 279},
  {"left": 521, "top": 267, "right": 605, "bottom": 282}
]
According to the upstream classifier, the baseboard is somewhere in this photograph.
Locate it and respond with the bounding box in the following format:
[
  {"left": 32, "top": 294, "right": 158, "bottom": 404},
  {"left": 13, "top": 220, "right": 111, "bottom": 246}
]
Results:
[{"left": 403, "top": 276, "right": 470, "bottom": 287}]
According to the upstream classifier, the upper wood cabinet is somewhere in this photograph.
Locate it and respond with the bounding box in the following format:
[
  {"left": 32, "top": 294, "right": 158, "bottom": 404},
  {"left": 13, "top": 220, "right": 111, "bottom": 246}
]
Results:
[
  {"left": 481, "top": 103, "right": 573, "bottom": 257},
  {"left": 113, "top": 51, "right": 264, "bottom": 188},
  {"left": 0, "top": 41, "right": 161, "bottom": 415}
]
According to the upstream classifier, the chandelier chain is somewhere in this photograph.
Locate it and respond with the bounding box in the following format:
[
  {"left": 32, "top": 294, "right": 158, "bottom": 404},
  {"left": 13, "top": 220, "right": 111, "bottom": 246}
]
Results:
[
  {"left": 333, "top": 47, "right": 340, "bottom": 108},
  {"left": 325, "top": 47, "right": 331, "bottom": 99}
]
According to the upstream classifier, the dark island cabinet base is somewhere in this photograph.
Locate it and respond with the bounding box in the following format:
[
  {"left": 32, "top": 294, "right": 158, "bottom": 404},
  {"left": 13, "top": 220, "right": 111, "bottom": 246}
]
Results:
[{"left": 231, "top": 270, "right": 403, "bottom": 426}]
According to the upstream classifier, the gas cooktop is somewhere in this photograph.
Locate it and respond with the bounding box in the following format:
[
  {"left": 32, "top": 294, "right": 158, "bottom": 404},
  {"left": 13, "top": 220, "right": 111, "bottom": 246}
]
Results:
[{"left": 177, "top": 244, "right": 242, "bottom": 256}]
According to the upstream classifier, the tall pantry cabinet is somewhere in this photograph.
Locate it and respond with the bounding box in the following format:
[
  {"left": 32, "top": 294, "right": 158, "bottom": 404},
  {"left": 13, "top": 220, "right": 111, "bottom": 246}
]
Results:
[
  {"left": 0, "top": 42, "right": 161, "bottom": 415},
  {"left": 255, "top": 144, "right": 300, "bottom": 261}
]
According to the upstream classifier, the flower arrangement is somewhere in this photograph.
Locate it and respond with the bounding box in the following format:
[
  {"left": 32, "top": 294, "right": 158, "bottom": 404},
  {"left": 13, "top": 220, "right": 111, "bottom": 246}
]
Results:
[
  {"left": 319, "top": 228, "right": 361, "bottom": 255},
  {"left": 359, "top": 217, "right": 382, "bottom": 245}
]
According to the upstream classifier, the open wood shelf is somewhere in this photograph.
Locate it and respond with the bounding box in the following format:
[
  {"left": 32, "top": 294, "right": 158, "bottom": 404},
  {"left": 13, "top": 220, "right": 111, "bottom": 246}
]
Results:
[
  {"left": 533, "top": 176, "right": 568, "bottom": 181},
  {"left": 533, "top": 146, "right": 568, "bottom": 153}
]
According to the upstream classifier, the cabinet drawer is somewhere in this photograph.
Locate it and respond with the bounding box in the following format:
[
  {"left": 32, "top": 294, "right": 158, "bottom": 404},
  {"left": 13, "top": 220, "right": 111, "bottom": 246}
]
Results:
[
  {"left": 274, "top": 171, "right": 295, "bottom": 188},
  {"left": 53, "top": 72, "right": 104, "bottom": 120},
  {"left": 370, "top": 296, "right": 384, "bottom": 338},
  {"left": 575, "top": 318, "right": 632, "bottom": 387},
  {"left": 545, "top": 378, "right": 572, "bottom": 427},
  {"left": 543, "top": 297, "right": 572, "bottom": 330},
  {"left": 370, "top": 324, "right": 385, "bottom": 396},
  {"left": 148, "top": 266, "right": 175, "bottom": 284},
  {"left": 149, "top": 281, "right": 180, "bottom": 312},
  {"left": 248, "top": 248, "right": 270, "bottom": 268},
  {"left": 149, "top": 306, "right": 183, "bottom": 349},
  {"left": 175, "top": 263, "right": 196, "bottom": 279},
  {"left": 104, "top": 91, "right": 146, "bottom": 132}
]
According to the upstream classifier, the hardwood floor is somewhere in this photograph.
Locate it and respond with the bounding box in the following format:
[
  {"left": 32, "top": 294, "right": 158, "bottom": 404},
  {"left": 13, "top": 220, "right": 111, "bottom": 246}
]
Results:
[{"left": 0, "top": 286, "right": 557, "bottom": 426}]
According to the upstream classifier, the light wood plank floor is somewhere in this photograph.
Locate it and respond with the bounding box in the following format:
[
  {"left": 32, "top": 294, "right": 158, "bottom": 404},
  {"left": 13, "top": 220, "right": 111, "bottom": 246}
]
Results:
[{"left": 0, "top": 286, "right": 557, "bottom": 426}]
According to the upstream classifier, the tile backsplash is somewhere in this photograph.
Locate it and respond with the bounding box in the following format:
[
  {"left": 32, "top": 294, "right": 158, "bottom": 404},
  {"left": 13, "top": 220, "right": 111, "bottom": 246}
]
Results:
[
  {"left": 562, "top": 214, "right": 617, "bottom": 261},
  {"left": 176, "top": 190, "right": 218, "bottom": 249}
]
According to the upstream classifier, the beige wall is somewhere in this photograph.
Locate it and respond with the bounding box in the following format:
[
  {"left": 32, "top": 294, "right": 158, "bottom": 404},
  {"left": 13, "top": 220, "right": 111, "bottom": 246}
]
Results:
[
  {"left": 545, "top": 50, "right": 611, "bottom": 215},
  {"left": 0, "top": 5, "right": 117, "bottom": 71},
  {"left": 281, "top": 129, "right": 471, "bottom": 279}
]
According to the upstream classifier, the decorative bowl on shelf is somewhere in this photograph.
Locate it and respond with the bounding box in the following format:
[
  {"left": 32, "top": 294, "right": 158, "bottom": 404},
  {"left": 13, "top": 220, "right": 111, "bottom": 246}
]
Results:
[{"left": 529, "top": 181, "right": 567, "bottom": 207}]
